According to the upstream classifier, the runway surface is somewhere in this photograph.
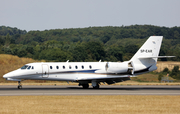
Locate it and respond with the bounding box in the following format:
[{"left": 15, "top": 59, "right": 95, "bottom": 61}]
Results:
[{"left": 0, "top": 85, "right": 180, "bottom": 96}]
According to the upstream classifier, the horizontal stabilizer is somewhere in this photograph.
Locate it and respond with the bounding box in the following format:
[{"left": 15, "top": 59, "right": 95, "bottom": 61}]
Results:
[{"left": 138, "top": 56, "right": 175, "bottom": 59}]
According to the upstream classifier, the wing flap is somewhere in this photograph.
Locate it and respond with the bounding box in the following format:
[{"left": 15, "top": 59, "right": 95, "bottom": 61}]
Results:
[{"left": 77, "top": 75, "right": 130, "bottom": 81}]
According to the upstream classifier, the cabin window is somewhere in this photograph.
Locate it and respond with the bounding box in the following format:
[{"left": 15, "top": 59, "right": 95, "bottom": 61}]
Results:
[
  {"left": 63, "top": 66, "right": 65, "bottom": 69},
  {"left": 32, "top": 66, "right": 34, "bottom": 69},
  {"left": 56, "top": 66, "right": 59, "bottom": 69},
  {"left": 27, "top": 66, "right": 31, "bottom": 70},
  {"left": 50, "top": 66, "right": 53, "bottom": 69},
  {"left": 82, "top": 65, "right": 84, "bottom": 69},
  {"left": 89, "top": 65, "right": 92, "bottom": 69},
  {"left": 69, "top": 66, "right": 71, "bottom": 69},
  {"left": 75, "top": 66, "right": 78, "bottom": 69},
  {"left": 21, "top": 65, "right": 28, "bottom": 69}
]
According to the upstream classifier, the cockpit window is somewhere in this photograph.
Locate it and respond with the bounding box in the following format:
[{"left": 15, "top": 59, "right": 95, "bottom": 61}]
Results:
[
  {"left": 27, "top": 66, "right": 31, "bottom": 69},
  {"left": 21, "top": 65, "right": 28, "bottom": 69}
]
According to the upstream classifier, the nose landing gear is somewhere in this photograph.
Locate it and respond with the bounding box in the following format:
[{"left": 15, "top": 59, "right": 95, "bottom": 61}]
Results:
[{"left": 18, "top": 81, "right": 22, "bottom": 89}]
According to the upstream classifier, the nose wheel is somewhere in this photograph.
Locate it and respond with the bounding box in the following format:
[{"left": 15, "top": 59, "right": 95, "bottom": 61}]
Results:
[{"left": 18, "top": 81, "right": 22, "bottom": 89}]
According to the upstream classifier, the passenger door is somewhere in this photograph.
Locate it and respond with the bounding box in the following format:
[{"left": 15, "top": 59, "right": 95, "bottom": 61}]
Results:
[{"left": 42, "top": 64, "right": 49, "bottom": 78}]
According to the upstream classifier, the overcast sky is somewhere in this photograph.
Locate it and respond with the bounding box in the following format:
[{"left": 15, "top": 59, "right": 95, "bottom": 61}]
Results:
[{"left": 1, "top": 0, "right": 180, "bottom": 31}]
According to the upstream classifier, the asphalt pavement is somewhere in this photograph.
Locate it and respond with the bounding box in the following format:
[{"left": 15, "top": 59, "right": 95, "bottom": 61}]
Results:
[{"left": 0, "top": 85, "right": 180, "bottom": 96}]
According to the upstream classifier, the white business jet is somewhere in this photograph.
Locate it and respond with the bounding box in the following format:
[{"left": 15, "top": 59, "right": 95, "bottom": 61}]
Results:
[{"left": 3, "top": 36, "right": 174, "bottom": 89}]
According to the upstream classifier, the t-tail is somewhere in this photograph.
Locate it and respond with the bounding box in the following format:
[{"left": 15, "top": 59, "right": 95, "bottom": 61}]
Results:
[{"left": 129, "top": 36, "right": 174, "bottom": 75}]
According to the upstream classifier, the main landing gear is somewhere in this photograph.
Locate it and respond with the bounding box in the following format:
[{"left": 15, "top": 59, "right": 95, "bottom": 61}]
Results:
[
  {"left": 18, "top": 81, "right": 22, "bottom": 89},
  {"left": 79, "top": 83, "right": 89, "bottom": 89},
  {"left": 79, "top": 81, "right": 100, "bottom": 89},
  {"left": 92, "top": 84, "right": 99, "bottom": 89},
  {"left": 81, "top": 83, "right": 99, "bottom": 89},
  {"left": 79, "top": 80, "right": 100, "bottom": 89},
  {"left": 92, "top": 80, "right": 99, "bottom": 89},
  {"left": 82, "top": 84, "right": 89, "bottom": 89}
]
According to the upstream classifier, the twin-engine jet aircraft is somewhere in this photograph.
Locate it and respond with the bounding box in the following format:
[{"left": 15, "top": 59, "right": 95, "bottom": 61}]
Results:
[{"left": 3, "top": 36, "right": 174, "bottom": 89}]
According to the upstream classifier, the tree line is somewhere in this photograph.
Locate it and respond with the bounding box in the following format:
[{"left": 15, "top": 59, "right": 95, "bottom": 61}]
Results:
[
  {"left": 158, "top": 66, "right": 180, "bottom": 81},
  {"left": 0, "top": 25, "right": 180, "bottom": 62}
]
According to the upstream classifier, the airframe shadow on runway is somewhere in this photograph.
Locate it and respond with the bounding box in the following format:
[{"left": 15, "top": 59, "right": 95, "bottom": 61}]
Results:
[{"left": 0, "top": 85, "right": 180, "bottom": 90}]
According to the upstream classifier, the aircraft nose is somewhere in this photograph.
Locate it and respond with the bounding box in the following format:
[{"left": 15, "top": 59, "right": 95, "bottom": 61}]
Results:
[{"left": 3, "top": 72, "right": 13, "bottom": 78}]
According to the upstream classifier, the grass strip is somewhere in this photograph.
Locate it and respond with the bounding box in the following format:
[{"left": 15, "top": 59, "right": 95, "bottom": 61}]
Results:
[{"left": 0, "top": 95, "right": 180, "bottom": 114}]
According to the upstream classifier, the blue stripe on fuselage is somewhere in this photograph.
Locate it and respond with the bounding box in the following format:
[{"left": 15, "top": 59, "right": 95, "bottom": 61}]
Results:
[{"left": 69, "top": 69, "right": 98, "bottom": 73}]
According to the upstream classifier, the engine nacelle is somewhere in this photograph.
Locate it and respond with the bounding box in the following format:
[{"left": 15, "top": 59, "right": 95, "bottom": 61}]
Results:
[
  {"left": 148, "top": 64, "right": 157, "bottom": 72},
  {"left": 107, "top": 62, "right": 128, "bottom": 73}
]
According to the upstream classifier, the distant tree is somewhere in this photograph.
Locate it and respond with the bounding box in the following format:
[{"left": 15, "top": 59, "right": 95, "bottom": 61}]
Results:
[
  {"left": 26, "top": 46, "right": 34, "bottom": 54},
  {"left": 3, "top": 47, "right": 12, "bottom": 54},
  {"left": 0, "top": 26, "right": 27, "bottom": 36},
  {"left": 39, "top": 48, "right": 69, "bottom": 62},
  {"left": 124, "top": 44, "right": 139, "bottom": 54},
  {"left": 1, "top": 25, "right": 180, "bottom": 62},
  {"left": 72, "top": 45, "right": 87, "bottom": 62},
  {"left": 71, "top": 36, "right": 82, "bottom": 42},
  {"left": 0, "top": 36, "right": 5, "bottom": 45},
  {"left": 86, "top": 41, "right": 105, "bottom": 61},
  {"left": 173, "top": 31, "right": 180, "bottom": 39},
  {"left": 100, "top": 34, "right": 111, "bottom": 43},
  {"left": 162, "top": 67, "right": 170, "bottom": 73},
  {"left": 17, "top": 49, "right": 27, "bottom": 57},
  {"left": 33, "top": 36, "right": 44, "bottom": 43},
  {"left": 158, "top": 74, "right": 163, "bottom": 82},
  {"left": 170, "top": 66, "right": 180, "bottom": 79},
  {"left": 5, "top": 33, "right": 11, "bottom": 46},
  {"left": 11, "top": 48, "right": 18, "bottom": 55},
  {"left": 105, "top": 46, "right": 123, "bottom": 61}
]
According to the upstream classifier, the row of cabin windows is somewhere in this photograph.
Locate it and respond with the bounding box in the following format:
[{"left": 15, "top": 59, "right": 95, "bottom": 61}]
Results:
[{"left": 50, "top": 65, "right": 92, "bottom": 70}]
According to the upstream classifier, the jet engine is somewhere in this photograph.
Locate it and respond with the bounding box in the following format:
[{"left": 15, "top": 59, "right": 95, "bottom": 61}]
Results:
[{"left": 106, "top": 62, "right": 134, "bottom": 74}]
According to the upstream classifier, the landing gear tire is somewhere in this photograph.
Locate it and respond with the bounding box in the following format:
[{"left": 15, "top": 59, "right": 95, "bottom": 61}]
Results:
[
  {"left": 82, "top": 84, "right": 89, "bottom": 89},
  {"left": 93, "top": 84, "right": 99, "bottom": 89},
  {"left": 18, "top": 81, "right": 22, "bottom": 89},
  {"left": 18, "top": 85, "right": 22, "bottom": 89}
]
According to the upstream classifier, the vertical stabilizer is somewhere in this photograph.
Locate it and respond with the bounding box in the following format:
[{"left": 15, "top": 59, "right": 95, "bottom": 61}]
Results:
[{"left": 130, "top": 36, "right": 163, "bottom": 71}]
